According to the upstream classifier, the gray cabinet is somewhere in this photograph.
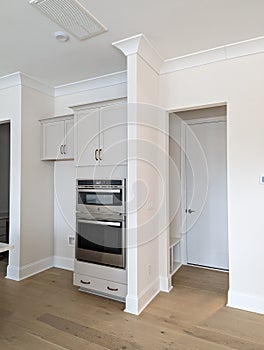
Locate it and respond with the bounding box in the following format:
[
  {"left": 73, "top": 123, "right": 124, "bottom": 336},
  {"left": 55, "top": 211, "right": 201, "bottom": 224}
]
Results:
[{"left": 0, "top": 218, "right": 8, "bottom": 243}]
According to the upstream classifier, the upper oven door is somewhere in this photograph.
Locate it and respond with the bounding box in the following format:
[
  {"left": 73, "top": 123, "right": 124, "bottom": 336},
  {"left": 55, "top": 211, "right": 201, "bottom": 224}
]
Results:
[{"left": 77, "top": 187, "right": 124, "bottom": 215}]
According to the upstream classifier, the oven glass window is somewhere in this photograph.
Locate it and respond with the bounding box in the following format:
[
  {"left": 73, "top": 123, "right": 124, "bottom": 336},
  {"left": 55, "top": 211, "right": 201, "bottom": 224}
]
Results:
[
  {"left": 77, "top": 221, "right": 123, "bottom": 255},
  {"left": 78, "top": 191, "right": 122, "bottom": 206}
]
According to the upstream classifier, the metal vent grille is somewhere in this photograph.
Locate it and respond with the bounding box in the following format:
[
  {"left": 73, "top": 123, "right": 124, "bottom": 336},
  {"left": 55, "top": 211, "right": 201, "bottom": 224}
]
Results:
[{"left": 29, "top": 0, "right": 107, "bottom": 40}]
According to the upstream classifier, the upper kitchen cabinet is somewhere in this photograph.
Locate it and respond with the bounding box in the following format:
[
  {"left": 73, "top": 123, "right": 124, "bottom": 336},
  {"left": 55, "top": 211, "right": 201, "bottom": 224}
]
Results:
[
  {"left": 75, "top": 107, "right": 100, "bottom": 166},
  {"left": 100, "top": 103, "right": 127, "bottom": 166},
  {"left": 40, "top": 115, "right": 74, "bottom": 161},
  {"left": 73, "top": 99, "right": 127, "bottom": 167}
]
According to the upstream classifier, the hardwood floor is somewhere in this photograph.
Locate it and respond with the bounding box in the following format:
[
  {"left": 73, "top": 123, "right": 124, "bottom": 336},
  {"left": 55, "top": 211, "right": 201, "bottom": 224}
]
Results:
[{"left": 0, "top": 264, "right": 263, "bottom": 349}]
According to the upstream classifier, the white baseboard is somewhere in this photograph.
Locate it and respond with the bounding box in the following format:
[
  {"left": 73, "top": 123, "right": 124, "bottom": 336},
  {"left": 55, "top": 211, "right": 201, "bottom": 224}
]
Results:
[
  {"left": 159, "top": 276, "right": 173, "bottom": 292},
  {"left": 125, "top": 278, "right": 160, "bottom": 315},
  {"left": 6, "top": 265, "right": 20, "bottom": 281},
  {"left": 125, "top": 295, "right": 140, "bottom": 315},
  {"left": 227, "top": 290, "right": 264, "bottom": 315},
  {"left": 6, "top": 256, "right": 73, "bottom": 281},
  {"left": 6, "top": 256, "right": 53, "bottom": 281},
  {"left": 53, "top": 256, "right": 74, "bottom": 271},
  {"left": 138, "top": 278, "right": 160, "bottom": 313}
]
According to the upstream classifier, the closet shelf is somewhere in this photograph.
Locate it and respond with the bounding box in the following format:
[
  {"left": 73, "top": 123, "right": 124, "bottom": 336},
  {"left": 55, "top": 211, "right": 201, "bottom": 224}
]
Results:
[
  {"left": 169, "top": 237, "right": 181, "bottom": 249},
  {"left": 0, "top": 243, "right": 13, "bottom": 253},
  {"left": 170, "top": 261, "right": 182, "bottom": 276}
]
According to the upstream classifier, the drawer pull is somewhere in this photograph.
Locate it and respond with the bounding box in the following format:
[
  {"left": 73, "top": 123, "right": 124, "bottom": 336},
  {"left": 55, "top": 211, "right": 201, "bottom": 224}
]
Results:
[
  {"left": 80, "top": 280, "right": 91, "bottom": 285},
  {"left": 107, "top": 286, "right": 118, "bottom": 292}
]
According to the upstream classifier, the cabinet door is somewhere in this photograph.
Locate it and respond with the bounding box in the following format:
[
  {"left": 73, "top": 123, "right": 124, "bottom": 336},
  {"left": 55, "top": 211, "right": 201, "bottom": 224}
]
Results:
[
  {"left": 42, "top": 120, "right": 65, "bottom": 160},
  {"left": 76, "top": 108, "right": 100, "bottom": 166},
  {"left": 100, "top": 103, "right": 127, "bottom": 166},
  {"left": 64, "top": 118, "right": 74, "bottom": 159}
]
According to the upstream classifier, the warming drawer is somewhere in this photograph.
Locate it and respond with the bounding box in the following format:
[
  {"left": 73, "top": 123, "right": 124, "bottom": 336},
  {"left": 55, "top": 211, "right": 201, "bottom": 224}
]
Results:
[{"left": 74, "top": 273, "right": 127, "bottom": 301}]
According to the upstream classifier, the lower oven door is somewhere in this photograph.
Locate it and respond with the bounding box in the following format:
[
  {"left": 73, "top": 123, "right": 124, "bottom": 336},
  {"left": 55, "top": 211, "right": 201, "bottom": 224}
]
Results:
[{"left": 76, "top": 218, "right": 125, "bottom": 269}]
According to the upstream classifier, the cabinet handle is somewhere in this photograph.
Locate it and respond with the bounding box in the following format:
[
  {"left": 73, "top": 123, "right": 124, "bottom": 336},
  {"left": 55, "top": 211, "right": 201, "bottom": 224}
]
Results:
[
  {"left": 60, "top": 145, "right": 64, "bottom": 155},
  {"left": 95, "top": 149, "right": 99, "bottom": 161},
  {"left": 63, "top": 145, "right": 67, "bottom": 154},
  {"left": 80, "top": 280, "right": 91, "bottom": 285},
  {"left": 107, "top": 286, "right": 118, "bottom": 292},
  {"left": 99, "top": 148, "right": 102, "bottom": 161}
]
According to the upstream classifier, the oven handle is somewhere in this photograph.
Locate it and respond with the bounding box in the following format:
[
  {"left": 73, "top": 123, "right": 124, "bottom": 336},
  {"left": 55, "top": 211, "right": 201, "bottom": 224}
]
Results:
[
  {"left": 78, "top": 189, "right": 121, "bottom": 194},
  {"left": 77, "top": 219, "right": 121, "bottom": 227}
]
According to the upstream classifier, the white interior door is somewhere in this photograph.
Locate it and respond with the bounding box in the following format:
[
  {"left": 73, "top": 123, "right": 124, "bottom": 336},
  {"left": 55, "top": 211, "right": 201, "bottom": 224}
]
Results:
[{"left": 185, "top": 120, "right": 228, "bottom": 270}]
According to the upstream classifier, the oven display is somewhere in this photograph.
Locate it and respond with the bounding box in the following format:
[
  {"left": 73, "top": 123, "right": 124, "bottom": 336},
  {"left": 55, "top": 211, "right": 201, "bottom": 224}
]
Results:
[{"left": 78, "top": 191, "right": 122, "bottom": 206}]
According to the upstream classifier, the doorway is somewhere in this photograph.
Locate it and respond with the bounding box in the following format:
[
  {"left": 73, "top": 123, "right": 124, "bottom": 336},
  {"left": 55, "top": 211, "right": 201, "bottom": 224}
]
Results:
[
  {"left": 0, "top": 122, "right": 10, "bottom": 276},
  {"left": 169, "top": 105, "right": 228, "bottom": 273}
]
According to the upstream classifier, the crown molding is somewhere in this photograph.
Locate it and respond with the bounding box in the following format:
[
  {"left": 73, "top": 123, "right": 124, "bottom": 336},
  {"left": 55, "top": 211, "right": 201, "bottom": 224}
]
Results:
[
  {"left": 0, "top": 72, "right": 22, "bottom": 91},
  {"left": 225, "top": 36, "right": 264, "bottom": 58},
  {"left": 161, "top": 47, "right": 226, "bottom": 73},
  {"left": 0, "top": 72, "right": 54, "bottom": 96},
  {"left": 113, "top": 34, "right": 163, "bottom": 74},
  {"left": 161, "top": 36, "right": 264, "bottom": 74},
  {"left": 114, "top": 34, "right": 264, "bottom": 76},
  {"left": 20, "top": 73, "right": 54, "bottom": 96},
  {"left": 1, "top": 35, "right": 263, "bottom": 96},
  {"left": 0, "top": 71, "right": 127, "bottom": 98},
  {"left": 55, "top": 70, "right": 127, "bottom": 97},
  {"left": 113, "top": 34, "right": 143, "bottom": 56}
]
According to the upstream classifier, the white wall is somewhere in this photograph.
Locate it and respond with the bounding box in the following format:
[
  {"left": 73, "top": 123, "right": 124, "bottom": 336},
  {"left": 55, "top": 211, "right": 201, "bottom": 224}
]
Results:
[
  {"left": 169, "top": 114, "right": 182, "bottom": 241},
  {"left": 0, "top": 123, "right": 10, "bottom": 214},
  {"left": 136, "top": 102, "right": 168, "bottom": 304},
  {"left": 0, "top": 74, "right": 55, "bottom": 281},
  {"left": 159, "top": 52, "right": 264, "bottom": 314},
  {"left": 125, "top": 53, "right": 168, "bottom": 314},
  {"left": 54, "top": 161, "right": 75, "bottom": 270},
  {"left": 20, "top": 85, "right": 54, "bottom": 273},
  {"left": 0, "top": 82, "right": 22, "bottom": 276}
]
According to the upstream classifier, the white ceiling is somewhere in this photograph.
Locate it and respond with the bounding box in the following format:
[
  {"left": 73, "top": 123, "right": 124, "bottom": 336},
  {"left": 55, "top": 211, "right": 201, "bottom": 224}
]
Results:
[{"left": 1, "top": 0, "right": 264, "bottom": 87}]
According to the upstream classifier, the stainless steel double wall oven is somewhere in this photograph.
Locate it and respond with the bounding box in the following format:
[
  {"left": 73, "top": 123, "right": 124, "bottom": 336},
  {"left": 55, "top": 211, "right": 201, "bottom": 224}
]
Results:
[{"left": 76, "top": 179, "right": 126, "bottom": 269}]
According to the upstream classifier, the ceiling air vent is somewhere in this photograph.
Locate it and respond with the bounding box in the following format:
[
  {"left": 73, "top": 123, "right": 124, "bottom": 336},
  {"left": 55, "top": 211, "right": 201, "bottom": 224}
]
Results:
[{"left": 29, "top": 0, "right": 107, "bottom": 40}]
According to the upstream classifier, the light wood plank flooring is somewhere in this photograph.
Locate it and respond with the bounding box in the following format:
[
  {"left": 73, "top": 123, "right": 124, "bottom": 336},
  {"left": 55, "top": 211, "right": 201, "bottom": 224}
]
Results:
[{"left": 0, "top": 263, "right": 263, "bottom": 349}]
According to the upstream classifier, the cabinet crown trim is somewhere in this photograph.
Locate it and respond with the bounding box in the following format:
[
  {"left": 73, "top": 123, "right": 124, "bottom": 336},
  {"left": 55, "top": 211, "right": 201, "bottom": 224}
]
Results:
[
  {"left": 70, "top": 98, "right": 127, "bottom": 112},
  {"left": 39, "top": 114, "right": 74, "bottom": 123}
]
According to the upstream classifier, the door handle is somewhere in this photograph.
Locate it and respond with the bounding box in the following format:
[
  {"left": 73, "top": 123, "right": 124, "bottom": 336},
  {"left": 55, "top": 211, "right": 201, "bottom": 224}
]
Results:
[
  {"left": 99, "top": 148, "right": 102, "bottom": 161},
  {"left": 77, "top": 219, "right": 121, "bottom": 227},
  {"left": 186, "top": 209, "right": 196, "bottom": 214},
  {"left": 60, "top": 145, "right": 64, "bottom": 155},
  {"left": 95, "top": 149, "right": 99, "bottom": 161},
  {"left": 78, "top": 189, "right": 121, "bottom": 193}
]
